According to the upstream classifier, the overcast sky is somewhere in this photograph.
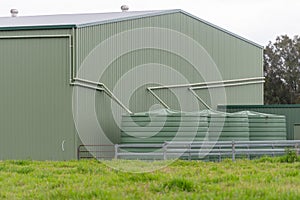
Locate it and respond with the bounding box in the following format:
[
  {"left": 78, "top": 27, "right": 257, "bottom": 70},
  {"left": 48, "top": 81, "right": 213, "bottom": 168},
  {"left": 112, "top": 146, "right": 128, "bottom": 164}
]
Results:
[{"left": 0, "top": 0, "right": 299, "bottom": 46}]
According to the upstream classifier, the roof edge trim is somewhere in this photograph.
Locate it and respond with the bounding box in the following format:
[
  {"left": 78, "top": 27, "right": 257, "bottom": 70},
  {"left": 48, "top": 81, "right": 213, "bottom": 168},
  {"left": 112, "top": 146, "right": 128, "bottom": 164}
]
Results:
[
  {"left": 77, "top": 9, "right": 263, "bottom": 49},
  {"left": 0, "top": 24, "right": 76, "bottom": 31},
  {"left": 76, "top": 9, "right": 181, "bottom": 28},
  {"left": 0, "top": 9, "right": 263, "bottom": 48},
  {"left": 178, "top": 10, "right": 263, "bottom": 49}
]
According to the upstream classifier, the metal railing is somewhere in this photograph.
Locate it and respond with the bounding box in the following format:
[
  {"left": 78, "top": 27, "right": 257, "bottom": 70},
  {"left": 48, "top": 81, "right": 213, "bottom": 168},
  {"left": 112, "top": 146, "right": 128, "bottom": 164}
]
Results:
[
  {"left": 77, "top": 144, "right": 115, "bottom": 160},
  {"left": 78, "top": 140, "right": 300, "bottom": 161}
]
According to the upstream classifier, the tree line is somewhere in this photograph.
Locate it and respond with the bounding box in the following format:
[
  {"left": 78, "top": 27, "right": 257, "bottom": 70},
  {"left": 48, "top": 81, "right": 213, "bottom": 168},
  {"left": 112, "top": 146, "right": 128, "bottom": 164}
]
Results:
[{"left": 264, "top": 35, "right": 300, "bottom": 104}]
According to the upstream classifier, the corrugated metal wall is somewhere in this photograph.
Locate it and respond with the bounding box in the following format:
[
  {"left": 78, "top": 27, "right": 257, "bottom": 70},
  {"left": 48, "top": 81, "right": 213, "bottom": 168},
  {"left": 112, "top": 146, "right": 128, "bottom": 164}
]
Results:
[
  {"left": 0, "top": 29, "right": 77, "bottom": 160},
  {"left": 217, "top": 105, "right": 300, "bottom": 140},
  {"left": 75, "top": 12, "right": 263, "bottom": 144}
]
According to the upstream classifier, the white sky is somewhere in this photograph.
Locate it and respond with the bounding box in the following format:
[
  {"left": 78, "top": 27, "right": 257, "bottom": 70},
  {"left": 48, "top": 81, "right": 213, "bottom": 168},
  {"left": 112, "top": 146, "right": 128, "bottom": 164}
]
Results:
[{"left": 0, "top": 0, "right": 299, "bottom": 46}]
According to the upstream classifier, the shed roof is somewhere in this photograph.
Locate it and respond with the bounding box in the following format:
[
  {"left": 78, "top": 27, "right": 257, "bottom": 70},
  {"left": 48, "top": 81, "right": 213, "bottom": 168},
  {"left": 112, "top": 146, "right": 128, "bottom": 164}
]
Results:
[
  {"left": 0, "top": 10, "right": 169, "bottom": 30},
  {"left": 0, "top": 9, "right": 263, "bottom": 48}
]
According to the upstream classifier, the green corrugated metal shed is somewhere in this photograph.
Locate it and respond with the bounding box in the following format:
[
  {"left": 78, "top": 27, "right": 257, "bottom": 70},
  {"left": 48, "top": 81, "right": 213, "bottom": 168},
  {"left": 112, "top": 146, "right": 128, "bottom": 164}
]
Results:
[
  {"left": 0, "top": 9, "right": 263, "bottom": 160},
  {"left": 218, "top": 105, "right": 300, "bottom": 140}
]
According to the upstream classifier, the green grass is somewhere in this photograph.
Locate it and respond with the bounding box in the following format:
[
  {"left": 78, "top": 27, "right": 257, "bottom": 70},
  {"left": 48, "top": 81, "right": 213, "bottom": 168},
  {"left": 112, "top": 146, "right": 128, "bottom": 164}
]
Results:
[{"left": 0, "top": 158, "right": 300, "bottom": 199}]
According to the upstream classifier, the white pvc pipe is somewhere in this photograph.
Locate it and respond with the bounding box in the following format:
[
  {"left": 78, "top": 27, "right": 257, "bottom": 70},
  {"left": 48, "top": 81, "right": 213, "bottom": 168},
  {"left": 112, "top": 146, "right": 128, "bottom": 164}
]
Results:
[
  {"left": 73, "top": 77, "right": 103, "bottom": 86},
  {"left": 71, "top": 82, "right": 104, "bottom": 91},
  {"left": 73, "top": 78, "right": 133, "bottom": 114},
  {"left": 148, "top": 77, "right": 265, "bottom": 90},
  {"left": 190, "top": 80, "right": 265, "bottom": 90},
  {"left": 69, "top": 34, "right": 73, "bottom": 83},
  {"left": 188, "top": 88, "right": 212, "bottom": 110},
  {"left": 147, "top": 79, "right": 265, "bottom": 110},
  {"left": 147, "top": 88, "right": 170, "bottom": 109},
  {"left": 0, "top": 34, "right": 134, "bottom": 114}
]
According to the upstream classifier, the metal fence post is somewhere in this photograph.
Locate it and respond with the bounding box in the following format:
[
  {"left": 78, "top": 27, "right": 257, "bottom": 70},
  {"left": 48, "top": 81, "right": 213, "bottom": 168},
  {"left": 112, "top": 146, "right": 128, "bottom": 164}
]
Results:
[
  {"left": 218, "top": 146, "right": 221, "bottom": 162},
  {"left": 77, "top": 145, "right": 80, "bottom": 160},
  {"left": 295, "top": 143, "right": 299, "bottom": 156},
  {"left": 232, "top": 140, "right": 235, "bottom": 162},
  {"left": 163, "top": 143, "right": 167, "bottom": 160},
  {"left": 188, "top": 144, "right": 191, "bottom": 161},
  {"left": 114, "top": 144, "right": 119, "bottom": 159},
  {"left": 247, "top": 144, "right": 250, "bottom": 159}
]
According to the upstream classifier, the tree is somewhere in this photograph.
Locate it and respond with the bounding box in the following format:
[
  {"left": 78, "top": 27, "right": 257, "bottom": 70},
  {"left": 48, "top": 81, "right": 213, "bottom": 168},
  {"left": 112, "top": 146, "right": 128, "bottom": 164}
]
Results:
[{"left": 264, "top": 35, "right": 300, "bottom": 104}]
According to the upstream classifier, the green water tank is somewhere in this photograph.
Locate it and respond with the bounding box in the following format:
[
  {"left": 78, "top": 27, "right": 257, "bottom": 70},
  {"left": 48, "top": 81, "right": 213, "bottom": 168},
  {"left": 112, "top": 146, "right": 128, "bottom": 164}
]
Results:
[
  {"left": 121, "top": 109, "right": 208, "bottom": 144},
  {"left": 235, "top": 111, "right": 287, "bottom": 140},
  {"left": 196, "top": 110, "right": 249, "bottom": 141},
  {"left": 121, "top": 109, "right": 250, "bottom": 144},
  {"left": 120, "top": 109, "right": 250, "bottom": 160}
]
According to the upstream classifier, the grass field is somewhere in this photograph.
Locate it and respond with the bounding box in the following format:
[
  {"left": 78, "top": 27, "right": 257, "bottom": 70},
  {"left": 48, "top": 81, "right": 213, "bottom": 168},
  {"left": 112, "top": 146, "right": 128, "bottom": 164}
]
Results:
[{"left": 0, "top": 157, "right": 300, "bottom": 199}]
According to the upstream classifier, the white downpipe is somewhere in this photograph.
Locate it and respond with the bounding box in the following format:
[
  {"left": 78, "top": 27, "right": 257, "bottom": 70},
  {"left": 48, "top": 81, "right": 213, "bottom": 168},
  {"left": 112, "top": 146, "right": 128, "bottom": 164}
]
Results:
[
  {"left": 190, "top": 80, "right": 265, "bottom": 90},
  {"left": 188, "top": 88, "right": 212, "bottom": 110},
  {"left": 70, "top": 82, "right": 104, "bottom": 91},
  {"left": 73, "top": 77, "right": 103, "bottom": 86},
  {"left": 188, "top": 80, "right": 265, "bottom": 109},
  {"left": 72, "top": 78, "right": 133, "bottom": 114},
  {"left": 147, "top": 88, "right": 170, "bottom": 109},
  {"left": 148, "top": 77, "right": 265, "bottom": 90},
  {"left": 0, "top": 35, "right": 135, "bottom": 115},
  {"left": 1, "top": 36, "right": 262, "bottom": 114},
  {"left": 69, "top": 34, "right": 73, "bottom": 83},
  {"left": 147, "top": 78, "right": 265, "bottom": 110}
]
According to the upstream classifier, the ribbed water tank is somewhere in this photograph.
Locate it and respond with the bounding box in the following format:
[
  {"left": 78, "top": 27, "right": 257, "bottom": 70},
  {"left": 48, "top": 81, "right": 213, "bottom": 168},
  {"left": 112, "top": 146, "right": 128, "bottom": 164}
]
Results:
[
  {"left": 121, "top": 109, "right": 208, "bottom": 144},
  {"left": 121, "top": 109, "right": 250, "bottom": 144},
  {"left": 235, "top": 111, "right": 287, "bottom": 141},
  {"left": 197, "top": 110, "right": 249, "bottom": 141},
  {"left": 120, "top": 109, "right": 249, "bottom": 160}
]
